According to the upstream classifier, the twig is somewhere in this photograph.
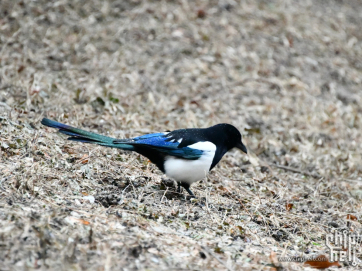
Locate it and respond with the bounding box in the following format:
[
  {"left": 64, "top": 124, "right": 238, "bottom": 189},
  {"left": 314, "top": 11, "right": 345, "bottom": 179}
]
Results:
[
  {"left": 201, "top": 245, "right": 233, "bottom": 271},
  {"left": 0, "top": 85, "right": 14, "bottom": 91},
  {"left": 269, "top": 163, "right": 322, "bottom": 179},
  {"left": 160, "top": 187, "right": 168, "bottom": 203},
  {"left": 229, "top": 77, "right": 283, "bottom": 90}
]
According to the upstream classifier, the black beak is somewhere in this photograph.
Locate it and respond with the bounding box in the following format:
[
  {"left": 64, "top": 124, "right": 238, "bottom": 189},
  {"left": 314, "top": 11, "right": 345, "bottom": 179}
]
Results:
[{"left": 236, "top": 142, "right": 247, "bottom": 154}]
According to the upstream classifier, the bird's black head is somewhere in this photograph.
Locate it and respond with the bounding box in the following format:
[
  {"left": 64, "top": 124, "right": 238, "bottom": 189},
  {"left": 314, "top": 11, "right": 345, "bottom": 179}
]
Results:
[{"left": 208, "top": 123, "right": 247, "bottom": 154}]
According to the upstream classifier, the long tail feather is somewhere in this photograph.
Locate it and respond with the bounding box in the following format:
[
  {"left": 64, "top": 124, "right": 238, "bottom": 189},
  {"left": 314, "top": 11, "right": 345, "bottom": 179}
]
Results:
[{"left": 41, "top": 118, "right": 133, "bottom": 150}]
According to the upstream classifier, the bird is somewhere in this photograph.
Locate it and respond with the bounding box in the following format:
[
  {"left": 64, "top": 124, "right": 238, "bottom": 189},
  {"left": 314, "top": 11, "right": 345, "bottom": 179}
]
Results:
[{"left": 41, "top": 118, "right": 247, "bottom": 197}]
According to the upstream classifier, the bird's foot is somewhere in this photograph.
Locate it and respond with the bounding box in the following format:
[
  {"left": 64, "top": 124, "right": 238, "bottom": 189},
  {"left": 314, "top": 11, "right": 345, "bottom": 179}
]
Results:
[{"left": 189, "top": 197, "right": 207, "bottom": 207}]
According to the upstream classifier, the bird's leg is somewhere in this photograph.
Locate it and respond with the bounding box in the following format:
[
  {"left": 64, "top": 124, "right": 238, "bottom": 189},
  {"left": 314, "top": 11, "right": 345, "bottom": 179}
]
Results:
[
  {"left": 185, "top": 188, "right": 195, "bottom": 198},
  {"left": 180, "top": 182, "right": 196, "bottom": 198}
]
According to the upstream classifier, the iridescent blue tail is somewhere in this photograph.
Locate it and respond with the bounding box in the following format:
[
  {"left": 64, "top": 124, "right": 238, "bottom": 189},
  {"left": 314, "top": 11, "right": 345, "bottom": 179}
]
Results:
[{"left": 41, "top": 118, "right": 133, "bottom": 150}]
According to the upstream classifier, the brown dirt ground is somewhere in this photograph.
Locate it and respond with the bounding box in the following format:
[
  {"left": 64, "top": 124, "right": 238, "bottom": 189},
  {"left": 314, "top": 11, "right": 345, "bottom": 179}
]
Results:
[{"left": 1, "top": 0, "right": 362, "bottom": 270}]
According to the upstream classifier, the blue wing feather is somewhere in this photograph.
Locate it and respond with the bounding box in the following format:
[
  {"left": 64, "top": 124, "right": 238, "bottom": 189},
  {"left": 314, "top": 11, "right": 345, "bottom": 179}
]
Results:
[{"left": 114, "top": 133, "right": 203, "bottom": 159}]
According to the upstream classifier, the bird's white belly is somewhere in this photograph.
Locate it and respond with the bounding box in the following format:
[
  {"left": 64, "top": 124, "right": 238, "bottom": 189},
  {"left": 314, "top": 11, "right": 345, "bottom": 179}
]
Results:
[{"left": 164, "top": 142, "right": 216, "bottom": 184}]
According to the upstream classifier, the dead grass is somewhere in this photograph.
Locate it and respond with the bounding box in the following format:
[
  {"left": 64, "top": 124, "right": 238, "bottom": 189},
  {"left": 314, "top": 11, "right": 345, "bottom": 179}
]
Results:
[{"left": 1, "top": 0, "right": 362, "bottom": 270}]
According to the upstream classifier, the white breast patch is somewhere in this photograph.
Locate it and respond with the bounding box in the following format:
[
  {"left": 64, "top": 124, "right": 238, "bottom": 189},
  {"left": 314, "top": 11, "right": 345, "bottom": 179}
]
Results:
[{"left": 164, "top": 141, "right": 216, "bottom": 184}]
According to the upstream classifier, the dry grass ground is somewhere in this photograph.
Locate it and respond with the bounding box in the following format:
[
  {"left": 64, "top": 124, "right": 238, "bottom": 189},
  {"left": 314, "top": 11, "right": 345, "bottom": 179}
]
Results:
[{"left": 1, "top": 0, "right": 362, "bottom": 270}]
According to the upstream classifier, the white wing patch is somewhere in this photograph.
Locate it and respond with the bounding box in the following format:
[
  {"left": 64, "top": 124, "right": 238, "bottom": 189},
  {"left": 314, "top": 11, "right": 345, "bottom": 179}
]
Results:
[
  {"left": 187, "top": 141, "right": 216, "bottom": 152},
  {"left": 164, "top": 141, "right": 216, "bottom": 185}
]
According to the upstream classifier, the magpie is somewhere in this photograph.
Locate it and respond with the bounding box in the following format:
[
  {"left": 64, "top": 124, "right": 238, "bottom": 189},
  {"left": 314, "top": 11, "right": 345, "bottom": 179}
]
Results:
[{"left": 41, "top": 118, "right": 247, "bottom": 197}]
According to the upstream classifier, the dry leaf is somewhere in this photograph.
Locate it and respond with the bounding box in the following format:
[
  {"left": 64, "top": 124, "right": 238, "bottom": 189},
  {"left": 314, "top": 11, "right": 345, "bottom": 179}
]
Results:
[
  {"left": 304, "top": 255, "right": 341, "bottom": 269},
  {"left": 78, "top": 219, "right": 90, "bottom": 225},
  {"left": 63, "top": 146, "right": 77, "bottom": 154},
  {"left": 286, "top": 203, "right": 293, "bottom": 211},
  {"left": 269, "top": 251, "right": 281, "bottom": 269},
  {"left": 197, "top": 9, "right": 206, "bottom": 19},
  {"left": 67, "top": 217, "right": 91, "bottom": 225},
  {"left": 78, "top": 154, "right": 89, "bottom": 164},
  {"left": 347, "top": 214, "right": 357, "bottom": 221},
  {"left": 269, "top": 251, "right": 278, "bottom": 265}
]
